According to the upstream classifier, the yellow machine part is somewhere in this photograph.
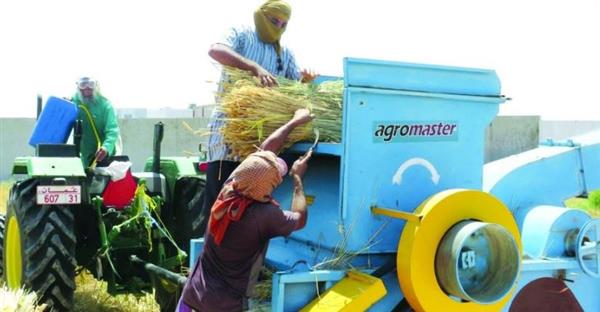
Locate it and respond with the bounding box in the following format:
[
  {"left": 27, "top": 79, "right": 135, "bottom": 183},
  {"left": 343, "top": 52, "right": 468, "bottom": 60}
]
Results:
[
  {"left": 397, "top": 189, "right": 522, "bottom": 312},
  {"left": 6, "top": 215, "right": 23, "bottom": 288},
  {"left": 301, "top": 270, "right": 387, "bottom": 312}
]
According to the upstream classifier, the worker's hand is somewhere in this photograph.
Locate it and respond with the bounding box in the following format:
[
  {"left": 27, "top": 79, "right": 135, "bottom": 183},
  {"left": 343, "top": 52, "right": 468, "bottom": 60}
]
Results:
[
  {"left": 95, "top": 147, "right": 108, "bottom": 163},
  {"left": 300, "top": 69, "right": 318, "bottom": 83},
  {"left": 290, "top": 149, "right": 312, "bottom": 179},
  {"left": 252, "top": 65, "right": 278, "bottom": 87},
  {"left": 291, "top": 108, "right": 314, "bottom": 126}
]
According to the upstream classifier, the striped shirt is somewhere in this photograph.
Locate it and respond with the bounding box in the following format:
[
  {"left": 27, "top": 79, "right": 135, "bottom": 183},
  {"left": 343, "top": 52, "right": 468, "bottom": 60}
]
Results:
[{"left": 207, "top": 26, "right": 301, "bottom": 162}]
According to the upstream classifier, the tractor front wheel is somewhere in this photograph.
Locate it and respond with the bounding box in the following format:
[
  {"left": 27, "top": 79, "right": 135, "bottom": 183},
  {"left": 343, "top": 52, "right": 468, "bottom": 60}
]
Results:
[{"left": 3, "top": 179, "right": 76, "bottom": 311}]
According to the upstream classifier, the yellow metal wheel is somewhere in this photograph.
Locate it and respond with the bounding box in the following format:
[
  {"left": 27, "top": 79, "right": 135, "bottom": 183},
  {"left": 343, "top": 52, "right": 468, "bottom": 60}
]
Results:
[
  {"left": 5, "top": 215, "right": 23, "bottom": 289},
  {"left": 397, "top": 189, "right": 522, "bottom": 312}
]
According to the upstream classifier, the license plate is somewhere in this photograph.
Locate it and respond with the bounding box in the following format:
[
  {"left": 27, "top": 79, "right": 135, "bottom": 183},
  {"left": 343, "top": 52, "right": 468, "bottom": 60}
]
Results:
[{"left": 36, "top": 185, "right": 81, "bottom": 205}]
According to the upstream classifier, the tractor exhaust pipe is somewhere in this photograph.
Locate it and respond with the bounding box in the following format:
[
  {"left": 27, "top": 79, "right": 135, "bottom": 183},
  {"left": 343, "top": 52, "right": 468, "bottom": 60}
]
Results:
[
  {"left": 74, "top": 120, "right": 83, "bottom": 155},
  {"left": 129, "top": 255, "right": 187, "bottom": 287},
  {"left": 152, "top": 122, "right": 164, "bottom": 174},
  {"left": 36, "top": 94, "right": 43, "bottom": 120}
]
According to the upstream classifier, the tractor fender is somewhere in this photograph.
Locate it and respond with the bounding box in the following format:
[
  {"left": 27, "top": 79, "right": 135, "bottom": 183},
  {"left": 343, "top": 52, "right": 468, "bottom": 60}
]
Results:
[{"left": 12, "top": 156, "right": 86, "bottom": 178}]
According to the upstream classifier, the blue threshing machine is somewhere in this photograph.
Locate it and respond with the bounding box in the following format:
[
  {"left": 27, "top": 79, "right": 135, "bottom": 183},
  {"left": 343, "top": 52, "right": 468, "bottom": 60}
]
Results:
[{"left": 192, "top": 57, "right": 600, "bottom": 311}]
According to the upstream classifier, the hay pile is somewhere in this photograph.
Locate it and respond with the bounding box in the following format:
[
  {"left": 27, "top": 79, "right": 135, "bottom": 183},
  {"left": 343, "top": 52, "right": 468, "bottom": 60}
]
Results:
[
  {"left": 218, "top": 67, "right": 343, "bottom": 158},
  {"left": 0, "top": 284, "right": 43, "bottom": 312},
  {"left": 73, "top": 270, "right": 159, "bottom": 312}
]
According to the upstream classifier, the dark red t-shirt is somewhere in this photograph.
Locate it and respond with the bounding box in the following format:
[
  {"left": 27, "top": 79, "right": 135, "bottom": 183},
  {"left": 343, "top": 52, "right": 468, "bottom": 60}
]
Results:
[{"left": 181, "top": 201, "right": 300, "bottom": 311}]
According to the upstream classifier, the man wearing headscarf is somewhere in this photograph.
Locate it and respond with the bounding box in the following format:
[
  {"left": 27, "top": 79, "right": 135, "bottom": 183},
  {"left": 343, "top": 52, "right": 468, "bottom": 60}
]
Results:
[
  {"left": 199, "top": 0, "right": 318, "bottom": 238},
  {"left": 179, "top": 108, "right": 314, "bottom": 311},
  {"left": 72, "top": 77, "right": 120, "bottom": 167}
]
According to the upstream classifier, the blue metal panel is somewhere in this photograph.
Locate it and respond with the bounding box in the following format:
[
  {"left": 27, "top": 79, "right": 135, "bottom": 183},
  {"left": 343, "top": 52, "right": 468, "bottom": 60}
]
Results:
[
  {"left": 581, "top": 144, "right": 600, "bottom": 191},
  {"left": 287, "top": 142, "right": 342, "bottom": 156},
  {"left": 369, "top": 271, "right": 404, "bottom": 312},
  {"left": 342, "top": 87, "right": 501, "bottom": 252},
  {"left": 271, "top": 156, "right": 344, "bottom": 259},
  {"left": 313, "top": 75, "right": 342, "bottom": 85},
  {"left": 571, "top": 131, "right": 600, "bottom": 191},
  {"left": 483, "top": 146, "right": 583, "bottom": 229},
  {"left": 266, "top": 58, "right": 510, "bottom": 309},
  {"left": 270, "top": 59, "right": 503, "bottom": 264},
  {"left": 536, "top": 131, "right": 600, "bottom": 194},
  {"left": 344, "top": 57, "right": 502, "bottom": 96},
  {"left": 189, "top": 238, "right": 204, "bottom": 268}
]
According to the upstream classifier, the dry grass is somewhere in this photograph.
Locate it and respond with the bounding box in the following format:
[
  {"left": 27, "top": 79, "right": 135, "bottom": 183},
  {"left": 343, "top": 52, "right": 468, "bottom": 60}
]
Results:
[
  {"left": 217, "top": 67, "right": 343, "bottom": 158},
  {"left": 73, "top": 271, "right": 159, "bottom": 312},
  {"left": 0, "top": 181, "right": 11, "bottom": 214},
  {"left": 0, "top": 272, "right": 159, "bottom": 312},
  {"left": 0, "top": 283, "right": 44, "bottom": 312}
]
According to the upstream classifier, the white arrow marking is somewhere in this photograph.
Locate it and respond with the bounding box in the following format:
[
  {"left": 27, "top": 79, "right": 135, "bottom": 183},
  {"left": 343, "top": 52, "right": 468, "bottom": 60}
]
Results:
[{"left": 392, "top": 158, "right": 440, "bottom": 185}]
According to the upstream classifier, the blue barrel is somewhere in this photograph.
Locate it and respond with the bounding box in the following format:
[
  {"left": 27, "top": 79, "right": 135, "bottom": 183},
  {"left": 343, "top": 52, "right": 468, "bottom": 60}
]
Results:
[{"left": 29, "top": 96, "right": 78, "bottom": 147}]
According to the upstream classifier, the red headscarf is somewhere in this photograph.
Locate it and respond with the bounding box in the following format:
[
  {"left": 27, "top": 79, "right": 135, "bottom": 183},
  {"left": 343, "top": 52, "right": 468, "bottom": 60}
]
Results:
[{"left": 208, "top": 151, "right": 285, "bottom": 245}]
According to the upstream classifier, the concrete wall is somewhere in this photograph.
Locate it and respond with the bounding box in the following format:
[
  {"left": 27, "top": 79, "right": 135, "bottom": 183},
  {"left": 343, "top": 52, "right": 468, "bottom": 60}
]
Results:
[
  {"left": 1, "top": 116, "right": 539, "bottom": 180},
  {"left": 485, "top": 116, "right": 540, "bottom": 162},
  {"left": 0, "top": 118, "right": 209, "bottom": 179},
  {"left": 540, "top": 120, "right": 600, "bottom": 141},
  {"left": 193, "top": 105, "right": 216, "bottom": 119},
  {"left": 0, "top": 118, "right": 37, "bottom": 179},
  {"left": 118, "top": 118, "right": 209, "bottom": 172}
]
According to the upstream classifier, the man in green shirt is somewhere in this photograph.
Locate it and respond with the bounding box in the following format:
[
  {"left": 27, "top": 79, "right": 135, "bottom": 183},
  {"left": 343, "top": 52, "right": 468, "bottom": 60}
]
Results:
[{"left": 72, "top": 77, "right": 120, "bottom": 167}]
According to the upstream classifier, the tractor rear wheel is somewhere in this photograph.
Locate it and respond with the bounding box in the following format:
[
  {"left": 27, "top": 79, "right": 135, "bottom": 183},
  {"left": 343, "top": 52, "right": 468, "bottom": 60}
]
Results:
[
  {"left": 3, "top": 179, "right": 76, "bottom": 311},
  {"left": 0, "top": 213, "right": 5, "bottom": 278}
]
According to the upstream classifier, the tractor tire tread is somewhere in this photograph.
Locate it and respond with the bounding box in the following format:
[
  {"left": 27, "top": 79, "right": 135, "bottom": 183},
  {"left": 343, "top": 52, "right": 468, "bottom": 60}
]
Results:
[{"left": 4, "top": 179, "right": 76, "bottom": 311}]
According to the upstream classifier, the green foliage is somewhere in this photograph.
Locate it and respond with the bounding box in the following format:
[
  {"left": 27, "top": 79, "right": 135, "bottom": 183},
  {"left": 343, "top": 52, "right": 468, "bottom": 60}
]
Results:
[
  {"left": 588, "top": 190, "right": 600, "bottom": 210},
  {"left": 565, "top": 193, "right": 600, "bottom": 217}
]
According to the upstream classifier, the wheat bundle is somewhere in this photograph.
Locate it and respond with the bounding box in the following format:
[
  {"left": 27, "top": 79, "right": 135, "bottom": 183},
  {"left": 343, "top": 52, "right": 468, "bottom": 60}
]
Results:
[{"left": 218, "top": 67, "right": 343, "bottom": 158}]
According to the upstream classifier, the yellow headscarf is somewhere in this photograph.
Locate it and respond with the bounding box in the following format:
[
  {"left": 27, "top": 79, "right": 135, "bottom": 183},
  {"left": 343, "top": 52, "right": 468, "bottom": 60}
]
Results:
[{"left": 254, "top": 0, "right": 292, "bottom": 55}]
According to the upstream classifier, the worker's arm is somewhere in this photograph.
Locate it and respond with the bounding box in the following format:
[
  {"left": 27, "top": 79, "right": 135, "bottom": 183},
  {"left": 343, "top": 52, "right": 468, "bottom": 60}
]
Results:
[
  {"left": 289, "top": 150, "right": 312, "bottom": 230},
  {"left": 260, "top": 108, "right": 314, "bottom": 153},
  {"left": 209, "top": 43, "right": 278, "bottom": 87}
]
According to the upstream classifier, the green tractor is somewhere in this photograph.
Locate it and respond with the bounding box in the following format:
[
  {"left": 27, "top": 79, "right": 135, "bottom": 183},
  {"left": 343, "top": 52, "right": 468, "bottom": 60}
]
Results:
[{"left": 0, "top": 121, "right": 206, "bottom": 311}]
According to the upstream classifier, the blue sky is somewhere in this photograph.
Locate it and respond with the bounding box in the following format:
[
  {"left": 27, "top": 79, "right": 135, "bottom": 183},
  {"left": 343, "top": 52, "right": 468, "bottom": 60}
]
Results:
[{"left": 0, "top": 0, "right": 599, "bottom": 119}]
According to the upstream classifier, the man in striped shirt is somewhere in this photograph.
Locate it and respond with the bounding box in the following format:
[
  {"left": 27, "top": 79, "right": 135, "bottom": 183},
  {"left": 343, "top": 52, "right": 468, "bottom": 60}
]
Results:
[{"left": 199, "top": 0, "right": 316, "bottom": 235}]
